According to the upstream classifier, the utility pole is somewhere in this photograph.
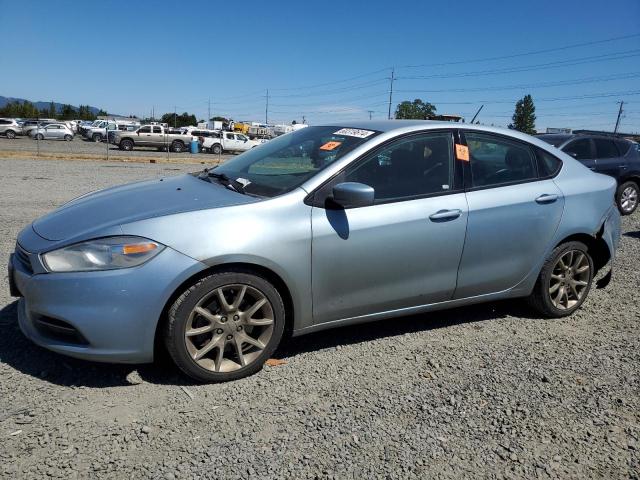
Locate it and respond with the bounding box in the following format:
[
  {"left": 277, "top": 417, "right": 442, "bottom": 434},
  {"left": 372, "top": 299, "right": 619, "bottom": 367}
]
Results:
[
  {"left": 151, "top": 106, "right": 154, "bottom": 121},
  {"left": 470, "top": 104, "right": 484, "bottom": 124},
  {"left": 173, "top": 106, "right": 176, "bottom": 128},
  {"left": 387, "top": 67, "right": 395, "bottom": 120},
  {"left": 614, "top": 101, "right": 624, "bottom": 133},
  {"left": 368, "top": 110, "right": 374, "bottom": 120},
  {"left": 207, "top": 98, "right": 211, "bottom": 123},
  {"left": 265, "top": 89, "right": 269, "bottom": 125}
]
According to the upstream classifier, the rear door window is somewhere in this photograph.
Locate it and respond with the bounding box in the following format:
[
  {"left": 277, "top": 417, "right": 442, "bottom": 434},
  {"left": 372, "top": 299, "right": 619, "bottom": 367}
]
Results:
[
  {"left": 152, "top": 126, "right": 162, "bottom": 134},
  {"left": 465, "top": 132, "right": 537, "bottom": 188},
  {"left": 563, "top": 139, "right": 593, "bottom": 160},
  {"left": 594, "top": 138, "right": 619, "bottom": 158}
]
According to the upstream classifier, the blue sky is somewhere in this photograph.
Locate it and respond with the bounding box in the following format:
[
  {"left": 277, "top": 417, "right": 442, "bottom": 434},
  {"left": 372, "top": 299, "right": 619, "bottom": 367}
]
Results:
[{"left": 1, "top": 0, "right": 639, "bottom": 131}]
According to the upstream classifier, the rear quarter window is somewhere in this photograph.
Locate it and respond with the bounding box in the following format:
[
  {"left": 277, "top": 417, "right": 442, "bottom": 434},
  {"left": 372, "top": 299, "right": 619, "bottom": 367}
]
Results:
[{"left": 536, "top": 147, "right": 562, "bottom": 177}]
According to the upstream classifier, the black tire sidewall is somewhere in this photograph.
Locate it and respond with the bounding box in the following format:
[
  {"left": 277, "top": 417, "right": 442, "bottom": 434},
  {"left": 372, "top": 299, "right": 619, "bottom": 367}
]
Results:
[
  {"left": 171, "top": 141, "right": 183, "bottom": 152},
  {"left": 539, "top": 241, "right": 594, "bottom": 317},
  {"left": 6, "top": 130, "right": 15, "bottom": 139},
  {"left": 165, "top": 271, "right": 285, "bottom": 383},
  {"left": 211, "top": 144, "right": 222, "bottom": 154},
  {"left": 617, "top": 181, "right": 638, "bottom": 215}
]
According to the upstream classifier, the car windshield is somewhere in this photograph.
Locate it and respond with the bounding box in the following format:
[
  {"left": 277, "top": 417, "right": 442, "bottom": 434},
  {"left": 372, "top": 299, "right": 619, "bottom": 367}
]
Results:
[
  {"left": 537, "top": 134, "right": 571, "bottom": 147},
  {"left": 207, "top": 126, "right": 380, "bottom": 197}
]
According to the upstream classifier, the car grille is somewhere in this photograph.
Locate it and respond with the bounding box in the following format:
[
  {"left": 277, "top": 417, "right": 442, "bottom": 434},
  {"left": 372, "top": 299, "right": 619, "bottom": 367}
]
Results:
[{"left": 15, "top": 244, "right": 33, "bottom": 274}]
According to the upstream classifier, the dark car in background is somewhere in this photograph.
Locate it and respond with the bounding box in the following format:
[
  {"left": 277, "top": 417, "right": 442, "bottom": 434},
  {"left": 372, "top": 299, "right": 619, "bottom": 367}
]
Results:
[{"left": 538, "top": 133, "right": 640, "bottom": 215}]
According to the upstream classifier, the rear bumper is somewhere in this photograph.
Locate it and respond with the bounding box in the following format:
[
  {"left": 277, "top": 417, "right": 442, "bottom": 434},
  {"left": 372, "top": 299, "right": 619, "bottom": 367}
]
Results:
[{"left": 602, "top": 204, "right": 621, "bottom": 262}]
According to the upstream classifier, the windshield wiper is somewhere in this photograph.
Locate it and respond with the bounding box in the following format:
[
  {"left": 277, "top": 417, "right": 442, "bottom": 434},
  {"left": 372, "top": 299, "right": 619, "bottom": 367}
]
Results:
[{"left": 206, "top": 171, "right": 246, "bottom": 194}]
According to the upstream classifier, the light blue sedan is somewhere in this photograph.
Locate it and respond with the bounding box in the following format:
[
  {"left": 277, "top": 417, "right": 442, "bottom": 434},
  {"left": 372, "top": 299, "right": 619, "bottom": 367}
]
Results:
[{"left": 9, "top": 121, "right": 621, "bottom": 382}]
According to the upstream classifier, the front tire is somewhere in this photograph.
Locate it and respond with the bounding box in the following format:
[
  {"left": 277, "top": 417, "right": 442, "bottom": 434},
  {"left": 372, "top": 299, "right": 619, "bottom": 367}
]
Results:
[
  {"left": 616, "top": 181, "right": 638, "bottom": 215},
  {"left": 527, "top": 241, "right": 594, "bottom": 318},
  {"left": 170, "top": 141, "right": 184, "bottom": 153},
  {"left": 35, "top": 133, "right": 44, "bottom": 140},
  {"left": 92, "top": 133, "right": 102, "bottom": 142},
  {"left": 164, "top": 271, "right": 285, "bottom": 383}
]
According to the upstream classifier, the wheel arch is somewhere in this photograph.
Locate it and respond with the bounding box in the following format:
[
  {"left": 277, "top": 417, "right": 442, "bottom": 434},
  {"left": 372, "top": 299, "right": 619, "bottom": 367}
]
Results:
[
  {"left": 153, "top": 261, "right": 295, "bottom": 360},
  {"left": 553, "top": 229, "right": 610, "bottom": 273}
]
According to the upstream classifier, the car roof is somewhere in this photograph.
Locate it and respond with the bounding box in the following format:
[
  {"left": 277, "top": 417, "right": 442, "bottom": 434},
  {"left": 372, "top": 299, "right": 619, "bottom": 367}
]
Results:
[{"left": 316, "top": 119, "right": 554, "bottom": 146}]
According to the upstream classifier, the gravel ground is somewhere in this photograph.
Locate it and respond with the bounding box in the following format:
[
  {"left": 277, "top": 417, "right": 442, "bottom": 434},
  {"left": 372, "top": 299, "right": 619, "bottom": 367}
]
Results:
[
  {"left": 0, "top": 157, "right": 638, "bottom": 479},
  {"left": 0, "top": 135, "right": 234, "bottom": 162}
]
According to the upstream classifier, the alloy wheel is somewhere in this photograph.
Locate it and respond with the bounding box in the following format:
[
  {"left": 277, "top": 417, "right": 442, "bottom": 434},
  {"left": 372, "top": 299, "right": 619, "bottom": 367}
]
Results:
[
  {"left": 620, "top": 185, "right": 638, "bottom": 213},
  {"left": 548, "top": 250, "right": 591, "bottom": 310},
  {"left": 184, "top": 284, "right": 274, "bottom": 372}
]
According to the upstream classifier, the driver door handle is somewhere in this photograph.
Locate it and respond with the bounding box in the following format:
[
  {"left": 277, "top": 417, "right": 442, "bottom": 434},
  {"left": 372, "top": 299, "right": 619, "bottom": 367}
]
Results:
[
  {"left": 429, "top": 209, "right": 462, "bottom": 221},
  {"left": 535, "top": 194, "right": 558, "bottom": 204}
]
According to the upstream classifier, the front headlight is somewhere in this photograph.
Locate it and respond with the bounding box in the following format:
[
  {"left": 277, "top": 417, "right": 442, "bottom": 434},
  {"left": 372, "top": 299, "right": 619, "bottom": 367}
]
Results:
[{"left": 42, "top": 236, "right": 165, "bottom": 272}]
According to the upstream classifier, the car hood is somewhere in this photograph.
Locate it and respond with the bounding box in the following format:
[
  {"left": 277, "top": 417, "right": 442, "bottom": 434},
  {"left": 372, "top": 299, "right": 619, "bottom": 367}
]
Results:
[{"left": 32, "top": 174, "right": 258, "bottom": 241}]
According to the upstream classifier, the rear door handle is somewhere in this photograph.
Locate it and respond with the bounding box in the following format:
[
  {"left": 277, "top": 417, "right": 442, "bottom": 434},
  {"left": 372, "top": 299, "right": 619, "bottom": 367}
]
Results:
[
  {"left": 429, "top": 209, "right": 462, "bottom": 221},
  {"left": 536, "top": 194, "right": 559, "bottom": 204}
]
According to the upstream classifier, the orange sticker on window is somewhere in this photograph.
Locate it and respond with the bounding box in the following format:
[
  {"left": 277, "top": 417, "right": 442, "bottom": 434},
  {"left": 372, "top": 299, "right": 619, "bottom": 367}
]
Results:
[
  {"left": 320, "top": 141, "right": 342, "bottom": 151},
  {"left": 455, "top": 144, "right": 469, "bottom": 161}
]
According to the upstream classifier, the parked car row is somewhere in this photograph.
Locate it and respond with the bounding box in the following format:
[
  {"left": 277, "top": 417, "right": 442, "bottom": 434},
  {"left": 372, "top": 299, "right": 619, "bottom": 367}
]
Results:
[{"left": 537, "top": 132, "right": 640, "bottom": 215}]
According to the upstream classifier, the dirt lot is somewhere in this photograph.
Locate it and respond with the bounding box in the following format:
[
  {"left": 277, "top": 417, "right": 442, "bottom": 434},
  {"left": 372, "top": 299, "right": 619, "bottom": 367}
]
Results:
[
  {"left": 0, "top": 135, "right": 234, "bottom": 164},
  {"left": 0, "top": 157, "right": 638, "bottom": 479}
]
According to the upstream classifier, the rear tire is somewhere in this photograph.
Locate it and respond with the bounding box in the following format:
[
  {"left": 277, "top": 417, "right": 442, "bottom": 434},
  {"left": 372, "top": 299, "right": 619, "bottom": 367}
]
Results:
[
  {"left": 64, "top": 134, "right": 72, "bottom": 141},
  {"left": 5, "top": 130, "right": 16, "bottom": 139},
  {"left": 526, "top": 241, "right": 593, "bottom": 318},
  {"left": 170, "top": 141, "right": 184, "bottom": 153},
  {"left": 119, "top": 139, "right": 134, "bottom": 151},
  {"left": 616, "top": 181, "right": 638, "bottom": 215},
  {"left": 35, "top": 133, "right": 44, "bottom": 140},
  {"left": 163, "top": 270, "right": 286, "bottom": 383}
]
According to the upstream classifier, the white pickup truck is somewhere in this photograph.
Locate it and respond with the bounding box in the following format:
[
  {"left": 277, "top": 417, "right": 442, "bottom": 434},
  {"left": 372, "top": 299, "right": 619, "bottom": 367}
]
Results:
[
  {"left": 201, "top": 131, "right": 260, "bottom": 154},
  {"left": 112, "top": 125, "right": 197, "bottom": 153}
]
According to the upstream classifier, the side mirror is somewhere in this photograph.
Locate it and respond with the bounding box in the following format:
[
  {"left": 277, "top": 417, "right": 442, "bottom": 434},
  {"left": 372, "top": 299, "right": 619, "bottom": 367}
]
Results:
[{"left": 332, "top": 182, "right": 375, "bottom": 208}]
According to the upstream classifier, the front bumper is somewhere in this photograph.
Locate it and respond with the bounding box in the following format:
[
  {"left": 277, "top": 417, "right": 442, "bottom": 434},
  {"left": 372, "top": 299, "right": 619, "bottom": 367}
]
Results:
[{"left": 10, "top": 245, "right": 206, "bottom": 364}]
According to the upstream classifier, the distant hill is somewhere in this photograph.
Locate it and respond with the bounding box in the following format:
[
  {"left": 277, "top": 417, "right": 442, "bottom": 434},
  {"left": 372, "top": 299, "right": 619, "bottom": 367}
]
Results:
[{"left": 0, "top": 95, "right": 101, "bottom": 114}]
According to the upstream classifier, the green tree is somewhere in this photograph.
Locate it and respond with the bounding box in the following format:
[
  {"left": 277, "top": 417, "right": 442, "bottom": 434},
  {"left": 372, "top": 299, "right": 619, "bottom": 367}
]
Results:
[
  {"left": 47, "top": 101, "right": 57, "bottom": 118},
  {"left": 509, "top": 94, "right": 536, "bottom": 134},
  {"left": 60, "top": 104, "right": 76, "bottom": 120},
  {"left": 161, "top": 112, "right": 197, "bottom": 128},
  {"left": 210, "top": 116, "right": 229, "bottom": 123},
  {"left": 394, "top": 99, "right": 437, "bottom": 119}
]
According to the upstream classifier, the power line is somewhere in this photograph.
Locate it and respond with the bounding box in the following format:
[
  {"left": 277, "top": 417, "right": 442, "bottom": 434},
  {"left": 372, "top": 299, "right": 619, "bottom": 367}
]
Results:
[
  {"left": 397, "top": 49, "right": 640, "bottom": 80},
  {"left": 395, "top": 72, "right": 640, "bottom": 94},
  {"left": 397, "top": 32, "right": 640, "bottom": 69}
]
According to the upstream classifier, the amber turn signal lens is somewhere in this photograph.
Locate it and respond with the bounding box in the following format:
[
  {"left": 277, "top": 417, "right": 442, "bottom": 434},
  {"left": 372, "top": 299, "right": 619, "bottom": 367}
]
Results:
[{"left": 122, "top": 243, "right": 158, "bottom": 255}]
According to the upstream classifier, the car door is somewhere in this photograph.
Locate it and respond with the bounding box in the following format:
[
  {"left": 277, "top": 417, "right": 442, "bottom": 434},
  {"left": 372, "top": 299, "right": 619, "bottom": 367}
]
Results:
[
  {"left": 593, "top": 137, "right": 625, "bottom": 181},
  {"left": 235, "top": 134, "right": 249, "bottom": 151},
  {"left": 44, "top": 125, "right": 58, "bottom": 139},
  {"left": 454, "top": 131, "right": 565, "bottom": 299},
  {"left": 224, "top": 132, "right": 238, "bottom": 150},
  {"left": 311, "top": 130, "right": 468, "bottom": 324},
  {"left": 562, "top": 137, "right": 596, "bottom": 171},
  {"left": 136, "top": 125, "right": 152, "bottom": 146}
]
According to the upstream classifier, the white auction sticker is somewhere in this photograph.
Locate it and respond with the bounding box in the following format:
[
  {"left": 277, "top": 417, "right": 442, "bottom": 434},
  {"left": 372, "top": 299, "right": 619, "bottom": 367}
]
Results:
[{"left": 333, "top": 128, "right": 375, "bottom": 138}]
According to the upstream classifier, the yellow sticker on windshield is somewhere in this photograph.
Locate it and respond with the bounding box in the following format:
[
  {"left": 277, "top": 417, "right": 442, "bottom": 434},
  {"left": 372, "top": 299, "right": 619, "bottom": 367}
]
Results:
[
  {"left": 320, "top": 141, "right": 342, "bottom": 151},
  {"left": 455, "top": 144, "right": 470, "bottom": 161}
]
